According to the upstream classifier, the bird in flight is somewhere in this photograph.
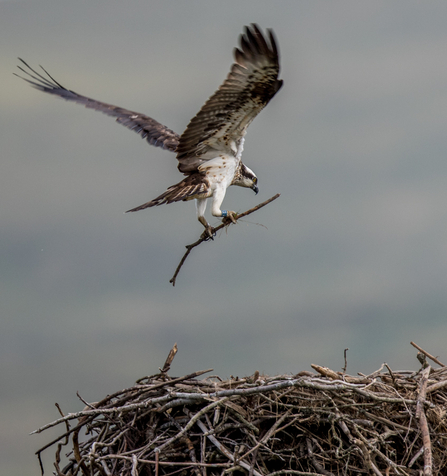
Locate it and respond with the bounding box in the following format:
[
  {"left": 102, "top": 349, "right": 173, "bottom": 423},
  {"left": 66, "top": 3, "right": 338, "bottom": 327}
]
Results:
[{"left": 16, "top": 24, "right": 283, "bottom": 238}]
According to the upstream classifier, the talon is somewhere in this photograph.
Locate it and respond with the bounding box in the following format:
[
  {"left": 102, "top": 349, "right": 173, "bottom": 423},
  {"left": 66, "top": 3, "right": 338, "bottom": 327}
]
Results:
[
  {"left": 198, "top": 216, "right": 215, "bottom": 240},
  {"left": 222, "top": 210, "right": 237, "bottom": 225},
  {"left": 201, "top": 225, "right": 215, "bottom": 241}
]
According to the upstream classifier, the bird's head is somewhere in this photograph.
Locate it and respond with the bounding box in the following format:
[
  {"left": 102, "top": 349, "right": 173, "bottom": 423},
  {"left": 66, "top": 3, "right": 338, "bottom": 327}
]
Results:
[{"left": 234, "top": 164, "right": 259, "bottom": 194}]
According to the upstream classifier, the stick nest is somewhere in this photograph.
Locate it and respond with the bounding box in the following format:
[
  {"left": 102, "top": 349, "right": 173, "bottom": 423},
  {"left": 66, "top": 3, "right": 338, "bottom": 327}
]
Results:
[{"left": 35, "top": 343, "right": 447, "bottom": 476}]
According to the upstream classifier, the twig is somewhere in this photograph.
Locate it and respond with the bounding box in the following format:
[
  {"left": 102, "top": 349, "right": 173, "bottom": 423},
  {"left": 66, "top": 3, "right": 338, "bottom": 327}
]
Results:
[
  {"left": 154, "top": 397, "right": 230, "bottom": 454},
  {"left": 239, "top": 410, "right": 293, "bottom": 462},
  {"left": 342, "top": 348, "right": 349, "bottom": 374},
  {"left": 131, "top": 454, "right": 138, "bottom": 476},
  {"left": 53, "top": 403, "right": 70, "bottom": 476},
  {"left": 101, "top": 454, "right": 231, "bottom": 468},
  {"left": 411, "top": 341, "right": 446, "bottom": 367},
  {"left": 416, "top": 366, "right": 432, "bottom": 476},
  {"left": 265, "top": 472, "right": 340, "bottom": 476},
  {"left": 160, "top": 342, "right": 178, "bottom": 374},
  {"left": 361, "top": 411, "right": 415, "bottom": 432},
  {"left": 169, "top": 193, "right": 280, "bottom": 285},
  {"left": 31, "top": 375, "right": 430, "bottom": 437},
  {"left": 350, "top": 421, "right": 407, "bottom": 474},
  {"left": 408, "top": 447, "right": 425, "bottom": 468},
  {"left": 385, "top": 363, "right": 398, "bottom": 388},
  {"left": 248, "top": 447, "right": 258, "bottom": 476},
  {"left": 426, "top": 379, "right": 447, "bottom": 394},
  {"left": 135, "top": 368, "right": 213, "bottom": 386},
  {"left": 193, "top": 416, "right": 264, "bottom": 476},
  {"left": 354, "top": 438, "right": 383, "bottom": 476},
  {"left": 306, "top": 438, "right": 336, "bottom": 476},
  {"left": 72, "top": 410, "right": 90, "bottom": 476},
  {"left": 311, "top": 364, "right": 339, "bottom": 380},
  {"left": 32, "top": 368, "right": 213, "bottom": 437}
]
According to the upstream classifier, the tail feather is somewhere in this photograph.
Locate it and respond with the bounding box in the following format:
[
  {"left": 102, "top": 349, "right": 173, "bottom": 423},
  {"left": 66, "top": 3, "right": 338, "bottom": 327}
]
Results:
[{"left": 126, "top": 174, "right": 210, "bottom": 212}]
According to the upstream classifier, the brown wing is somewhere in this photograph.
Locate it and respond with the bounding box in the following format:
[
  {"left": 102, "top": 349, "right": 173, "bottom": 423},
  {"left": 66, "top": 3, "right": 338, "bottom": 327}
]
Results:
[
  {"left": 126, "top": 174, "right": 211, "bottom": 212},
  {"left": 176, "top": 24, "right": 283, "bottom": 173},
  {"left": 15, "top": 59, "right": 179, "bottom": 152}
]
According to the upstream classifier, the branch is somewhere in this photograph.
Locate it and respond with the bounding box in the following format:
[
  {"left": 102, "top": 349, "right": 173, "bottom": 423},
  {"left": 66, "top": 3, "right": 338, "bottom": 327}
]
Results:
[
  {"left": 411, "top": 341, "right": 446, "bottom": 367},
  {"left": 160, "top": 342, "right": 178, "bottom": 374},
  {"left": 153, "top": 397, "right": 230, "bottom": 454},
  {"left": 32, "top": 374, "right": 429, "bottom": 436},
  {"left": 169, "top": 193, "right": 280, "bottom": 286},
  {"left": 416, "top": 366, "right": 433, "bottom": 476},
  {"left": 192, "top": 413, "right": 264, "bottom": 476}
]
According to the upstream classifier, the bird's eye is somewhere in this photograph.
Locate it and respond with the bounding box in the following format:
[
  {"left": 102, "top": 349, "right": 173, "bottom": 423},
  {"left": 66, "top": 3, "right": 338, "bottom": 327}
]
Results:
[{"left": 253, "top": 177, "right": 257, "bottom": 184}]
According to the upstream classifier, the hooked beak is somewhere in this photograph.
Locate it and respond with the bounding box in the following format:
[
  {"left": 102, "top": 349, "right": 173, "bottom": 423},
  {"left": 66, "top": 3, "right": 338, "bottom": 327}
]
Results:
[{"left": 252, "top": 184, "right": 259, "bottom": 195}]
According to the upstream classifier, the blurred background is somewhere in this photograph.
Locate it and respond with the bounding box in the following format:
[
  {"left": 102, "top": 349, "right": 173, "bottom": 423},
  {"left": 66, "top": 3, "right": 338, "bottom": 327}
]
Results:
[{"left": 2, "top": 0, "right": 447, "bottom": 474}]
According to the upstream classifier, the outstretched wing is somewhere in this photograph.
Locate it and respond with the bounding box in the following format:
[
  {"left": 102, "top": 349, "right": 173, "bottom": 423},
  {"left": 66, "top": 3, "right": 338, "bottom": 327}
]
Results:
[
  {"left": 176, "top": 24, "right": 283, "bottom": 173},
  {"left": 15, "top": 59, "right": 179, "bottom": 152}
]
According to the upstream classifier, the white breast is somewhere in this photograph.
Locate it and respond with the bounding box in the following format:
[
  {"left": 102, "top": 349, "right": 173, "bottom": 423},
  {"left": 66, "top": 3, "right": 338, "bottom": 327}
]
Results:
[{"left": 198, "top": 154, "right": 238, "bottom": 190}]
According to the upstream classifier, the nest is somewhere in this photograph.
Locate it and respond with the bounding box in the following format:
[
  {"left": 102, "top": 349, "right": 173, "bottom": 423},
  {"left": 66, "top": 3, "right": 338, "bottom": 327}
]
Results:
[{"left": 34, "top": 343, "right": 447, "bottom": 476}]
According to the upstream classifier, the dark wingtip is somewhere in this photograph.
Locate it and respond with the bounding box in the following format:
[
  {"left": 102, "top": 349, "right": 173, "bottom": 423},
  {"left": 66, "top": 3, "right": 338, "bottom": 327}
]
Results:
[
  {"left": 267, "top": 29, "right": 279, "bottom": 60},
  {"left": 240, "top": 24, "right": 280, "bottom": 64}
]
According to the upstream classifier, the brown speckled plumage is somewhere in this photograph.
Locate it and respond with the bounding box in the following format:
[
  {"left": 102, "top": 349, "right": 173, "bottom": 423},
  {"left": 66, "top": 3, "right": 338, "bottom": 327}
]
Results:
[{"left": 16, "top": 24, "right": 282, "bottom": 229}]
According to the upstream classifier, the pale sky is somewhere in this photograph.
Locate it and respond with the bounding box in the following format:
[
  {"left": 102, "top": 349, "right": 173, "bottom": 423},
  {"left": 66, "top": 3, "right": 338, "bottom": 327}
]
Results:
[{"left": 2, "top": 1, "right": 447, "bottom": 474}]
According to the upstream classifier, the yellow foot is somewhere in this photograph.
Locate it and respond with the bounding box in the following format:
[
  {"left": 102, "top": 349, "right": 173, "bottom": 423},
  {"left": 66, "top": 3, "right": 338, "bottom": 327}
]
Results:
[{"left": 222, "top": 210, "right": 237, "bottom": 226}]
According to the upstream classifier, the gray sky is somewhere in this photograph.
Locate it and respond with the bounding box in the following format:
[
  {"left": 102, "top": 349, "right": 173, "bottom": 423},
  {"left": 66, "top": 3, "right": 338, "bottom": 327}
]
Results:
[{"left": 2, "top": 1, "right": 447, "bottom": 474}]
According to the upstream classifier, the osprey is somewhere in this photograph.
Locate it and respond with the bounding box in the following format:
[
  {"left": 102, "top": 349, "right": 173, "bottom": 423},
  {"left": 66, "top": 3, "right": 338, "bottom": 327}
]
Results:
[{"left": 16, "top": 24, "right": 283, "bottom": 238}]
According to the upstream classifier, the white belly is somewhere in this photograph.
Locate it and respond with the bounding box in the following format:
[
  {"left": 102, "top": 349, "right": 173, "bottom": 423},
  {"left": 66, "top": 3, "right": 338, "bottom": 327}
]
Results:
[{"left": 198, "top": 154, "right": 238, "bottom": 190}]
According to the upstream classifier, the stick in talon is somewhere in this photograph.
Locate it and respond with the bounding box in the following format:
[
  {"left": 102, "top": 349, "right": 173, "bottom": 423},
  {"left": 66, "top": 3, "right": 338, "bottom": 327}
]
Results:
[
  {"left": 198, "top": 216, "right": 215, "bottom": 240},
  {"left": 170, "top": 194, "right": 280, "bottom": 286},
  {"left": 201, "top": 227, "right": 215, "bottom": 241},
  {"left": 222, "top": 210, "right": 238, "bottom": 225}
]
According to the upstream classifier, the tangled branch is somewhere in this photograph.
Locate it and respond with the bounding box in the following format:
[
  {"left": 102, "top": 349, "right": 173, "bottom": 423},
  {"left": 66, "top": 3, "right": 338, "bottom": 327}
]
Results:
[{"left": 32, "top": 341, "right": 447, "bottom": 476}]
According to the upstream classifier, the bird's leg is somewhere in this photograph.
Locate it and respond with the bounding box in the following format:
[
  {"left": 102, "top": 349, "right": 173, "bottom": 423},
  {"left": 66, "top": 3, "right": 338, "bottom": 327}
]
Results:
[
  {"left": 196, "top": 198, "right": 214, "bottom": 240},
  {"left": 198, "top": 216, "right": 215, "bottom": 240},
  {"left": 221, "top": 210, "right": 238, "bottom": 225},
  {"left": 210, "top": 187, "right": 237, "bottom": 226}
]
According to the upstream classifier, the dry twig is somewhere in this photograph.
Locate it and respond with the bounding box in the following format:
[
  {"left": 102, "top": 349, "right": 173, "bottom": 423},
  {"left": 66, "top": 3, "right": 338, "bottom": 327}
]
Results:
[
  {"left": 416, "top": 366, "right": 433, "bottom": 476},
  {"left": 411, "top": 341, "right": 446, "bottom": 367},
  {"left": 169, "top": 193, "right": 280, "bottom": 286}
]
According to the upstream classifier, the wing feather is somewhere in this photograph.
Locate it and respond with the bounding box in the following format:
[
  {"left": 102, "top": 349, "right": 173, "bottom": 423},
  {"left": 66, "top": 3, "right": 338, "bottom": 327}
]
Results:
[
  {"left": 15, "top": 59, "right": 179, "bottom": 152},
  {"left": 126, "top": 174, "right": 211, "bottom": 211},
  {"left": 176, "top": 23, "right": 283, "bottom": 172}
]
